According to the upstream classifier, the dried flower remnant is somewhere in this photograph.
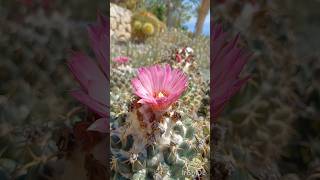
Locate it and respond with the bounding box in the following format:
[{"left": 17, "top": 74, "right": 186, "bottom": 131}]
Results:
[
  {"left": 131, "top": 64, "right": 188, "bottom": 111},
  {"left": 211, "top": 22, "right": 252, "bottom": 121},
  {"left": 175, "top": 47, "right": 194, "bottom": 63},
  {"left": 68, "top": 14, "right": 109, "bottom": 133}
]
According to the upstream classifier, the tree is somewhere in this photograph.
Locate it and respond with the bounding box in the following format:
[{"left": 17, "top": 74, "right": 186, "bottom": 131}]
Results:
[
  {"left": 141, "top": 0, "right": 196, "bottom": 29},
  {"left": 164, "top": 0, "right": 174, "bottom": 27},
  {"left": 195, "top": 0, "right": 210, "bottom": 35},
  {"left": 163, "top": 0, "right": 194, "bottom": 28}
]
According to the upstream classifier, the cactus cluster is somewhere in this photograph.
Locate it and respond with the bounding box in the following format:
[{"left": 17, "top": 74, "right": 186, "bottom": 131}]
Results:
[
  {"left": 110, "top": 65, "right": 210, "bottom": 179},
  {"left": 131, "top": 11, "right": 166, "bottom": 42},
  {"left": 110, "top": 98, "right": 210, "bottom": 179},
  {"left": 111, "top": 46, "right": 209, "bottom": 179},
  {"left": 110, "top": 63, "right": 136, "bottom": 116}
]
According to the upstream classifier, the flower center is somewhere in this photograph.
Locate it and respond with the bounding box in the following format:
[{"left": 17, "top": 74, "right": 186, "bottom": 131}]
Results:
[{"left": 154, "top": 91, "right": 167, "bottom": 99}]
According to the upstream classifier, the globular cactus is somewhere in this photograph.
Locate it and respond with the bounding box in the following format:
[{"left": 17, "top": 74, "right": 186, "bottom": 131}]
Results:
[
  {"left": 131, "top": 11, "right": 166, "bottom": 42},
  {"left": 110, "top": 64, "right": 210, "bottom": 179},
  {"left": 110, "top": 58, "right": 136, "bottom": 116}
]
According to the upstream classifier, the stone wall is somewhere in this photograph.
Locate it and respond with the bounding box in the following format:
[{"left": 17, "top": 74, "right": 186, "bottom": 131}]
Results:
[{"left": 110, "top": 3, "right": 132, "bottom": 42}]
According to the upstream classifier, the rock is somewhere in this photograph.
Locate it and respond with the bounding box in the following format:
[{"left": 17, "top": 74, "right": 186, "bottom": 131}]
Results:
[
  {"left": 111, "top": 19, "right": 117, "bottom": 30},
  {"left": 125, "top": 24, "right": 131, "bottom": 33},
  {"left": 110, "top": 3, "right": 132, "bottom": 42}
]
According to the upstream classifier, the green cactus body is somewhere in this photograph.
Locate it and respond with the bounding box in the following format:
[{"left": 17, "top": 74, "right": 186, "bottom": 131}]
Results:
[
  {"left": 111, "top": 99, "right": 209, "bottom": 179},
  {"left": 110, "top": 57, "right": 209, "bottom": 179},
  {"left": 110, "top": 64, "right": 135, "bottom": 116},
  {"left": 111, "top": 18, "right": 209, "bottom": 178}
]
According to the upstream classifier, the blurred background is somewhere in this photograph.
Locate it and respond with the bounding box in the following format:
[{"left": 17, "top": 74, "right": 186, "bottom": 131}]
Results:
[
  {"left": 0, "top": 0, "right": 105, "bottom": 179},
  {"left": 212, "top": 0, "right": 320, "bottom": 179}
]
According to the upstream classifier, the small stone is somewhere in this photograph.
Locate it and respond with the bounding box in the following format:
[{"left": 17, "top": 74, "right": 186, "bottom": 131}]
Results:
[
  {"left": 111, "top": 20, "right": 117, "bottom": 30},
  {"left": 125, "top": 24, "right": 131, "bottom": 33}
]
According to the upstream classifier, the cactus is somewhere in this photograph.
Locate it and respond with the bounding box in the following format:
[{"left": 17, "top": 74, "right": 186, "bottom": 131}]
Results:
[
  {"left": 110, "top": 54, "right": 210, "bottom": 179},
  {"left": 111, "top": 30, "right": 210, "bottom": 179},
  {"left": 131, "top": 11, "right": 166, "bottom": 42},
  {"left": 110, "top": 63, "right": 210, "bottom": 179},
  {"left": 111, "top": 5, "right": 210, "bottom": 179},
  {"left": 151, "top": 49, "right": 207, "bottom": 118},
  {"left": 110, "top": 62, "right": 136, "bottom": 116}
]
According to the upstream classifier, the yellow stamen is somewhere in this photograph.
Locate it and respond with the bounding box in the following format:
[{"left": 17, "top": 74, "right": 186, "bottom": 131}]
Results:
[
  {"left": 155, "top": 91, "right": 167, "bottom": 98},
  {"left": 157, "top": 92, "right": 165, "bottom": 98}
]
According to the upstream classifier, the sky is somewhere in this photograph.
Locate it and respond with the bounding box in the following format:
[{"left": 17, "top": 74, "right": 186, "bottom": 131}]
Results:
[{"left": 183, "top": 10, "right": 210, "bottom": 36}]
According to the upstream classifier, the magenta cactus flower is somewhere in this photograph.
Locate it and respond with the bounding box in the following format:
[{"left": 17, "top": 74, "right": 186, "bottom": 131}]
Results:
[
  {"left": 131, "top": 64, "right": 188, "bottom": 111},
  {"left": 68, "top": 13, "right": 109, "bottom": 133},
  {"left": 211, "top": 22, "right": 252, "bottom": 121},
  {"left": 112, "top": 56, "right": 129, "bottom": 64}
]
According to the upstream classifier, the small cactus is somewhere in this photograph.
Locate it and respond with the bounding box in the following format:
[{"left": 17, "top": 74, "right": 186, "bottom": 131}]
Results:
[
  {"left": 142, "top": 22, "right": 155, "bottom": 35},
  {"left": 131, "top": 11, "right": 166, "bottom": 42}
]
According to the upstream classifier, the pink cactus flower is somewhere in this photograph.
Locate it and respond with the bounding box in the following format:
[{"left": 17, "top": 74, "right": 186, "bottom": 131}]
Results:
[
  {"left": 132, "top": 64, "right": 188, "bottom": 111},
  {"left": 112, "top": 56, "right": 129, "bottom": 64},
  {"left": 68, "top": 13, "right": 109, "bottom": 133},
  {"left": 211, "top": 22, "right": 252, "bottom": 121}
]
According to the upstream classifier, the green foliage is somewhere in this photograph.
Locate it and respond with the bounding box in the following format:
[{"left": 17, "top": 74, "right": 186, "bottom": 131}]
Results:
[
  {"left": 150, "top": 4, "right": 166, "bottom": 22},
  {"left": 137, "top": 0, "right": 196, "bottom": 28}
]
